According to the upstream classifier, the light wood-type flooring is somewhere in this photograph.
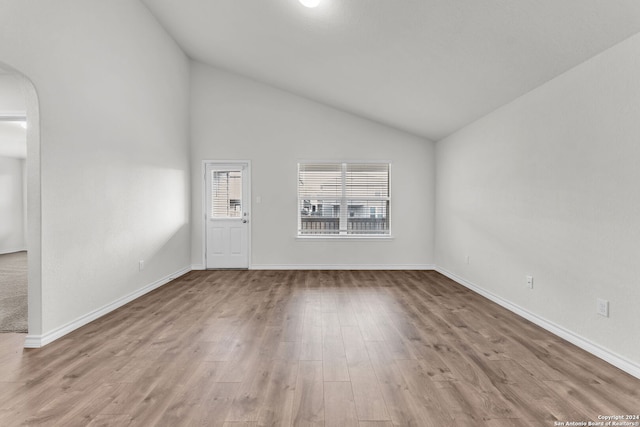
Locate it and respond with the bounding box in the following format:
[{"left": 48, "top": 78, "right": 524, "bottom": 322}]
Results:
[{"left": 0, "top": 270, "right": 638, "bottom": 426}]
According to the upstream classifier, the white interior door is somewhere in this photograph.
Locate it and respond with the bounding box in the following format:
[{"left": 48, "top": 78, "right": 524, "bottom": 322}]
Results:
[{"left": 205, "top": 162, "right": 250, "bottom": 269}]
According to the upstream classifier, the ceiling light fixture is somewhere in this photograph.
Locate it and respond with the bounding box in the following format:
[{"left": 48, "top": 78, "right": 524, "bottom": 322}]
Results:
[{"left": 299, "top": 0, "right": 321, "bottom": 8}]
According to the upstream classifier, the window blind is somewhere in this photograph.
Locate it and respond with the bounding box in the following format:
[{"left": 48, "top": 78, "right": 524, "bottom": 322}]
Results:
[{"left": 211, "top": 170, "right": 243, "bottom": 218}]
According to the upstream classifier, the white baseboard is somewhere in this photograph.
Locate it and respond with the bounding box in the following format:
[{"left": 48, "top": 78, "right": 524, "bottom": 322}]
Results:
[
  {"left": 435, "top": 266, "right": 640, "bottom": 380},
  {"left": 250, "top": 264, "right": 436, "bottom": 270},
  {"left": 191, "top": 264, "right": 205, "bottom": 270},
  {"left": 24, "top": 266, "right": 191, "bottom": 348}
]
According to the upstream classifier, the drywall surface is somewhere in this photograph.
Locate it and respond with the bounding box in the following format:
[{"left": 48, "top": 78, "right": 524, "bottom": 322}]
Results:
[
  {"left": 0, "top": 73, "right": 26, "bottom": 113},
  {"left": 0, "top": 156, "right": 25, "bottom": 253},
  {"left": 0, "top": 0, "right": 190, "bottom": 336},
  {"left": 436, "top": 33, "right": 640, "bottom": 365},
  {"left": 0, "top": 74, "right": 27, "bottom": 253},
  {"left": 190, "top": 62, "right": 435, "bottom": 268},
  {"left": 0, "top": 74, "right": 27, "bottom": 160}
]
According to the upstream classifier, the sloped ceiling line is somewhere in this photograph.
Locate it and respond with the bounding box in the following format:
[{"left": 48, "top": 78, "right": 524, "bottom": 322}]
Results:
[{"left": 141, "top": 0, "right": 640, "bottom": 141}]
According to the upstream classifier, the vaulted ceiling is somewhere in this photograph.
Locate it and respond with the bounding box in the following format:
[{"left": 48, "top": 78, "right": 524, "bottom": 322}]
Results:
[{"left": 141, "top": 0, "right": 640, "bottom": 141}]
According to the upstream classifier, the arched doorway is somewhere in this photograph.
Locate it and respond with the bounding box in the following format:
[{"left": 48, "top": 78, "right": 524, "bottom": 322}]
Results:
[{"left": 0, "top": 62, "right": 41, "bottom": 342}]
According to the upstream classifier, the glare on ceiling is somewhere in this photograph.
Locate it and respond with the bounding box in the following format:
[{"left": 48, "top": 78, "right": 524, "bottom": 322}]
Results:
[{"left": 299, "top": 0, "right": 321, "bottom": 8}]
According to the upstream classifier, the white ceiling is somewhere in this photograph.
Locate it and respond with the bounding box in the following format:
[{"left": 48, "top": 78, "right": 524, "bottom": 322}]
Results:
[{"left": 142, "top": 0, "right": 640, "bottom": 141}]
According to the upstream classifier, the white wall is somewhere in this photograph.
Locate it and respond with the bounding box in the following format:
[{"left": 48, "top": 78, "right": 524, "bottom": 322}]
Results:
[
  {"left": 0, "top": 156, "right": 25, "bottom": 253},
  {"left": 436, "top": 33, "right": 640, "bottom": 368},
  {"left": 0, "top": 73, "right": 26, "bottom": 113},
  {"left": 0, "top": 0, "right": 191, "bottom": 339},
  {"left": 190, "top": 62, "right": 435, "bottom": 268},
  {"left": 0, "top": 73, "right": 27, "bottom": 254},
  {"left": 0, "top": 74, "right": 27, "bottom": 161}
]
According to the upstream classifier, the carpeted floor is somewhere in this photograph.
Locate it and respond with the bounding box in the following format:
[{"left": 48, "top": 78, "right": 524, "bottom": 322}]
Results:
[{"left": 0, "top": 251, "right": 27, "bottom": 333}]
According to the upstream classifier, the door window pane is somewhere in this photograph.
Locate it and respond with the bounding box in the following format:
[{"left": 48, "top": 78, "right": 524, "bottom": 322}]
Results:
[{"left": 212, "top": 170, "right": 242, "bottom": 218}]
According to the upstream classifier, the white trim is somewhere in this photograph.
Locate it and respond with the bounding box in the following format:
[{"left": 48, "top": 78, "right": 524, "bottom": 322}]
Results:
[
  {"left": 297, "top": 159, "right": 393, "bottom": 165},
  {"left": 191, "top": 264, "right": 205, "bottom": 271},
  {"left": 24, "top": 266, "right": 191, "bottom": 348},
  {"left": 250, "top": 264, "right": 435, "bottom": 270},
  {"left": 23, "top": 335, "right": 43, "bottom": 348},
  {"left": 435, "top": 266, "right": 640, "bottom": 380},
  {"left": 296, "top": 236, "right": 394, "bottom": 240}
]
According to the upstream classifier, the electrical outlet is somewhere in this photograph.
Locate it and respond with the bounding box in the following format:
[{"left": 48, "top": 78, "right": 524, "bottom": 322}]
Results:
[
  {"left": 526, "top": 275, "right": 533, "bottom": 289},
  {"left": 139, "top": 260, "right": 145, "bottom": 271},
  {"left": 597, "top": 298, "right": 609, "bottom": 317}
]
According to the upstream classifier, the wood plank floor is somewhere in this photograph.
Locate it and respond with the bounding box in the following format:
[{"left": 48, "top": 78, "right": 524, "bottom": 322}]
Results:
[{"left": 0, "top": 270, "right": 638, "bottom": 426}]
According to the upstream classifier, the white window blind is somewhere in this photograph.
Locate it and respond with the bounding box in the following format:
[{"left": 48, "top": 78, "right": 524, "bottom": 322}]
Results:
[
  {"left": 298, "top": 162, "right": 390, "bottom": 236},
  {"left": 211, "top": 170, "right": 242, "bottom": 218}
]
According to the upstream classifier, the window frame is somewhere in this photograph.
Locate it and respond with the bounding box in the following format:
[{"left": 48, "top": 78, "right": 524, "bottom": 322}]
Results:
[{"left": 297, "top": 161, "right": 392, "bottom": 239}]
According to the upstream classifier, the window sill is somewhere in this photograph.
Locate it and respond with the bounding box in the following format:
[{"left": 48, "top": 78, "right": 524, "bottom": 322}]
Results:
[{"left": 296, "top": 235, "right": 394, "bottom": 241}]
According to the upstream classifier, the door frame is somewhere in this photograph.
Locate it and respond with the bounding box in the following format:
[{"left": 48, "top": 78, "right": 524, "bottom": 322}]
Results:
[{"left": 202, "top": 160, "right": 251, "bottom": 269}]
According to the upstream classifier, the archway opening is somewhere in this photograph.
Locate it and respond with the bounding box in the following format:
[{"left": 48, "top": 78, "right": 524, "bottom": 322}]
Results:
[{"left": 0, "top": 61, "right": 41, "bottom": 342}]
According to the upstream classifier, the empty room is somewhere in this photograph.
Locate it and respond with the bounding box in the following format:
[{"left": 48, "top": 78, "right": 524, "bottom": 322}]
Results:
[{"left": 1, "top": 0, "right": 639, "bottom": 425}]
